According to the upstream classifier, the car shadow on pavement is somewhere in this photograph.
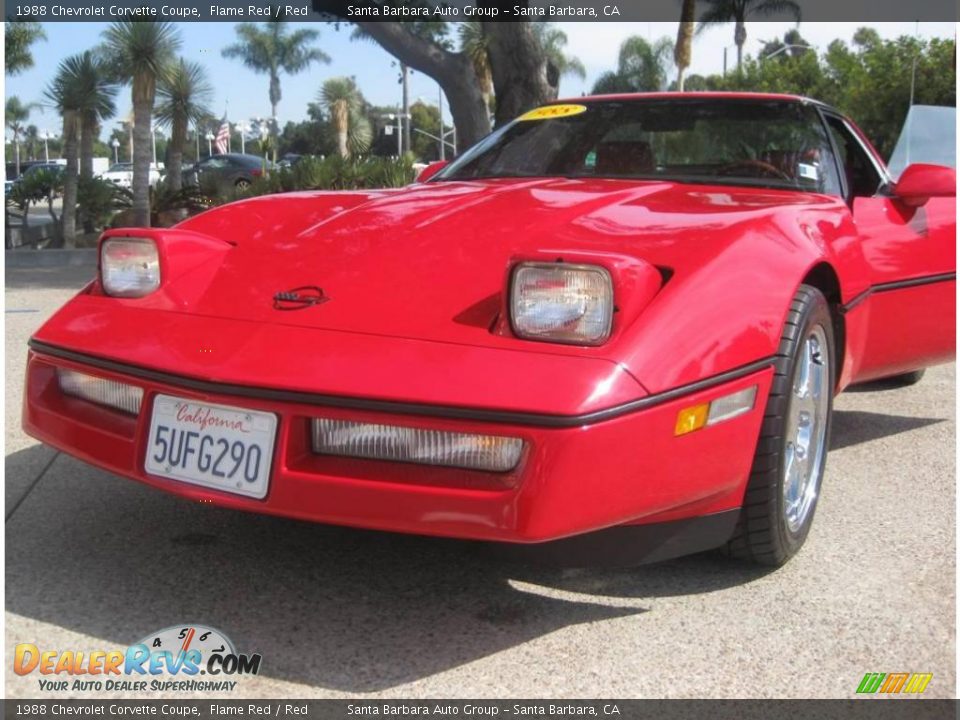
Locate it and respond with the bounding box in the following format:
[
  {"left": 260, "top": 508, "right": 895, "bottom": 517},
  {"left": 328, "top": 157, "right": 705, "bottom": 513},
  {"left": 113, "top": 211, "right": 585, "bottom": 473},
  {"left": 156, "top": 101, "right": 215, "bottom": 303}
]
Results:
[
  {"left": 830, "top": 410, "right": 944, "bottom": 451},
  {"left": 6, "top": 446, "right": 777, "bottom": 693}
]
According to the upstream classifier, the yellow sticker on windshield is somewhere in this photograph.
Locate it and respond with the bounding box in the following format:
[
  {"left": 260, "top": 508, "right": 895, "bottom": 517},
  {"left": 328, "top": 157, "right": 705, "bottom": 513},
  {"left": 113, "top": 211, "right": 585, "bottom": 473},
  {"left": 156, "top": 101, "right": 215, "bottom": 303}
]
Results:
[{"left": 518, "top": 104, "right": 588, "bottom": 121}]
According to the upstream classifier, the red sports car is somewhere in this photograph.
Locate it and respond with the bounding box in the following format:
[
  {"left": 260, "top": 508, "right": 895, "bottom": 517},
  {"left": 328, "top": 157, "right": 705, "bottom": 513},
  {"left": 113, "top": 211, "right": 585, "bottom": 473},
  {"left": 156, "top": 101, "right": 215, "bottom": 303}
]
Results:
[{"left": 23, "top": 93, "right": 956, "bottom": 566}]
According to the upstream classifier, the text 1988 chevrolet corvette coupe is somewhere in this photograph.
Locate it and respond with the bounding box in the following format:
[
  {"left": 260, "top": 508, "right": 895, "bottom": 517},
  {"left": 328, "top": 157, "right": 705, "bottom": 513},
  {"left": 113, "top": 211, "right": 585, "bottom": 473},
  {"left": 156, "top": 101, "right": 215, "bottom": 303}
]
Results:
[{"left": 23, "top": 93, "right": 956, "bottom": 566}]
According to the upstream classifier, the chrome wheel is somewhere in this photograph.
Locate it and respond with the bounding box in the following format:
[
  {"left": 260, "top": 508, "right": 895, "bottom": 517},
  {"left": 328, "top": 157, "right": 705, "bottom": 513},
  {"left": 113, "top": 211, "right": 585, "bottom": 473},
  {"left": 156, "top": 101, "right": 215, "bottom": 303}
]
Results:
[{"left": 782, "top": 325, "right": 830, "bottom": 533}]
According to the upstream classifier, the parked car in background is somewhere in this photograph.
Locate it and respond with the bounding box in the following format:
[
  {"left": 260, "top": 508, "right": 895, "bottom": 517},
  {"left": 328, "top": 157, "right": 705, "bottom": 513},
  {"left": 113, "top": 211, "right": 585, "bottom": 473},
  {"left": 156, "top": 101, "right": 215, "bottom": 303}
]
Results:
[
  {"left": 22, "top": 93, "right": 956, "bottom": 568},
  {"left": 277, "top": 153, "right": 303, "bottom": 169},
  {"left": 6, "top": 160, "right": 51, "bottom": 182},
  {"left": 5, "top": 162, "right": 66, "bottom": 196},
  {"left": 99, "top": 162, "right": 163, "bottom": 189},
  {"left": 182, "top": 154, "right": 274, "bottom": 194}
]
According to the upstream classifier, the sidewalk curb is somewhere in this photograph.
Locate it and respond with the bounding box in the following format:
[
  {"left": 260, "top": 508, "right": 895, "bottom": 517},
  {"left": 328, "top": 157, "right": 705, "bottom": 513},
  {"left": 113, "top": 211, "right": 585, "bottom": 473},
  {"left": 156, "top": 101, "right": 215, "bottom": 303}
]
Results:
[{"left": 5, "top": 249, "right": 97, "bottom": 268}]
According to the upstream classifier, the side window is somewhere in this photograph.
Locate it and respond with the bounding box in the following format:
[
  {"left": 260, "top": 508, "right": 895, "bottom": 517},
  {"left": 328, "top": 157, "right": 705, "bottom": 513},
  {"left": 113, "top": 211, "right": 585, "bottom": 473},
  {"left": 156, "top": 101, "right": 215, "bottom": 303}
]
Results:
[
  {"left": 199, "top": 158, "right": 228, "bottom": 170},
  {"left": 824, "top": 115, "right": 883, "bottom": 199}
]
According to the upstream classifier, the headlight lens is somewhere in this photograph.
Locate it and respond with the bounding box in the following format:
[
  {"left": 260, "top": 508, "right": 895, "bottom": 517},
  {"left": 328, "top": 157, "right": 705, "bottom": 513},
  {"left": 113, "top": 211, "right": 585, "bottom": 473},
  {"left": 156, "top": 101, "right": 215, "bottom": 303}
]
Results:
[
  {"left": 311, "top": 418, "right": 524, "bottom": 472},
  {"left": 101, "top": 237, "right": 160, "bottom": 297},
  {"left": 510, "top": 263, "right": 614, "bottom": 345}
]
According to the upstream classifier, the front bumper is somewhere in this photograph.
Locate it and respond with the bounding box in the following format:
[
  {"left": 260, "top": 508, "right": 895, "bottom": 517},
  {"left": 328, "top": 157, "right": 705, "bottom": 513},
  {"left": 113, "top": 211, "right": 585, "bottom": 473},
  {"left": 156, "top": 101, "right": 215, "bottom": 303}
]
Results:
[{"left": 23, "top": 345, "right": 772, "bottom": 545}]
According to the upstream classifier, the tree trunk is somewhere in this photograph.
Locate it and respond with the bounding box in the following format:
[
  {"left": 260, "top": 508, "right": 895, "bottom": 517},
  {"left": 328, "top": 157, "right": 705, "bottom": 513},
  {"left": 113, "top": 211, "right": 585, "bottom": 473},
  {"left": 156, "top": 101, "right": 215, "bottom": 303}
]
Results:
[
  {"left": 735, "top": 21, "right": 747, "bottom": 70},
  {"left": 80, "top": 115, "right": 98, "bottom": 234},
  {"left": 131, "top": 78, "right": 154, "bottom": 227},
  {"left": 355, "top": 21, "right": 490, "bottom": 149},
  {"left": 14, "top": 138, "right": 21, "bottom": 178},
  {"left": 675, "top": 0, "right": 695, "bottom": 92},
  {"left": 80, "top": 115, "right": 95, "bottom": 180},
  {"left": 167, "top": 115, "right": 185, "bottom": 193},
  {"left": 483, "top": 23, "right": 557, "bottom": 128},
  {"left": 61, "top": 110, "right": 79, "bottom": 248}
]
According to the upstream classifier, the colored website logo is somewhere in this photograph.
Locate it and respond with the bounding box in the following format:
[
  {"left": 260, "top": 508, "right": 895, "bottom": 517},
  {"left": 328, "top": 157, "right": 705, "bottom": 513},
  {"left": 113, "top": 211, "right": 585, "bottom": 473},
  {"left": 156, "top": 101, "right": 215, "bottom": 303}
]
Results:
[
  {"left": 856, "top": 672, "right": 932, "bottom": 695},
  {"left": 14, "top": 624, "right": 261, "bottom": 693}
]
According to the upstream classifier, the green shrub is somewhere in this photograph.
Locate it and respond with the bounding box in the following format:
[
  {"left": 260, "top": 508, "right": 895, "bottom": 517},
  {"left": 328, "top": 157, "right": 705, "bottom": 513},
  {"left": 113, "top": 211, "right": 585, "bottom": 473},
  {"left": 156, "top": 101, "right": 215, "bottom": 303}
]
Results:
[{"left": 223, "top": 155, "right": 417, "bottom": 205}]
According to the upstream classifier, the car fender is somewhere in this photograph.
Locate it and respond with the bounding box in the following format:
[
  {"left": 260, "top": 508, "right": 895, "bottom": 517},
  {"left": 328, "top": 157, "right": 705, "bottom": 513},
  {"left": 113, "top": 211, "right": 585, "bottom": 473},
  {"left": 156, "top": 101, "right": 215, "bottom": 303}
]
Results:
[{"left": 609, "top": 200, "right": 869, "bottom": 395}]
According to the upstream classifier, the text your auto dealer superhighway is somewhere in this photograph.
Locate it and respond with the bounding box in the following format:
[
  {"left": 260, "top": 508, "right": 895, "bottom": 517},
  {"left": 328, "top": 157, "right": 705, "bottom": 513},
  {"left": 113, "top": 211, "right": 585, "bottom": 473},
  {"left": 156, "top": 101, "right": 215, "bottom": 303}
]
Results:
[{"left": 48, "top": 4, "right": 202, "bottom": 17}]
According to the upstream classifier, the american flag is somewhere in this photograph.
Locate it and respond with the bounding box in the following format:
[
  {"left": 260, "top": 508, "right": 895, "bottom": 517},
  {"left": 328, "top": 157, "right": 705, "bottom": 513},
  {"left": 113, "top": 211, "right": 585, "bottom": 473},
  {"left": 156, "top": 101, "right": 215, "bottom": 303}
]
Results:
[{"left": 214, "top": 116, "right": 230, "bottom": 154}]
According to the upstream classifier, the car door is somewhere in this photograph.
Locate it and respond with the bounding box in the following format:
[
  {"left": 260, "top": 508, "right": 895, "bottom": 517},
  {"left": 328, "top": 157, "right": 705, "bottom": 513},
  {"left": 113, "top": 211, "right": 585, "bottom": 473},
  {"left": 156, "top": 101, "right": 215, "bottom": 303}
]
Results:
[
  {"left": 823, "top": 112, "right": 956, "bottom": 383},
  {"left": 193, "top": 156, "right": 230, "bottom": 191}
]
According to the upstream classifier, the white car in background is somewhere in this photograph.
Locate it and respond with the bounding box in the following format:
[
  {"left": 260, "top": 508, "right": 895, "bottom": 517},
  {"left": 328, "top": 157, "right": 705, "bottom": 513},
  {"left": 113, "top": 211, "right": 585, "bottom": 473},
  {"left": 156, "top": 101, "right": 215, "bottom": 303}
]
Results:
[{"left": 99, "top": 162, "right": 163, "bottom": 189}]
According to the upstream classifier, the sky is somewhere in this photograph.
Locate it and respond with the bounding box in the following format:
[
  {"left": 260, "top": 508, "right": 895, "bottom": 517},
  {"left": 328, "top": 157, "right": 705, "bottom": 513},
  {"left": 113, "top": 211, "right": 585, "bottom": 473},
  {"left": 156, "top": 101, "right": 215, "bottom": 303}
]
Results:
[{"left": 3, "top": 20, "right": 955, "bottom": 144}]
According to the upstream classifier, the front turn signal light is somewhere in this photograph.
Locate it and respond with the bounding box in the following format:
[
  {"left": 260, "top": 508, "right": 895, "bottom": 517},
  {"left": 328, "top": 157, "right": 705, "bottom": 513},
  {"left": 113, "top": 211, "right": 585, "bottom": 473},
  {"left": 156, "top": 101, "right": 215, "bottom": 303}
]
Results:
[
  {"left": 675, "top": 386, "right": 757, "bottom": 436},
  {"left": 675, "top": 403, "right": 709, "bottom": 436}
]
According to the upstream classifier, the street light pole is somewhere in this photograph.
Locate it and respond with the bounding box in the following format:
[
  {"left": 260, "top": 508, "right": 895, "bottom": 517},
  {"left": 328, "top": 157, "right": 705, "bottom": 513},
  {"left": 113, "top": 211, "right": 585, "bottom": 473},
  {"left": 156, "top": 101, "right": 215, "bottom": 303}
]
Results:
[
  {"left": 206, "top": 133, "right": 214, "bottom": 156},
  {"left": 111, "top": 138, "right": 119, "bottom": 164},
  {"left": 438, "top": 85, "right": 445, "bottom": 161},
  {"left": 401, "top": 63, "right": 411, "bottom": 156},
  {"left": 43, "top": 132, "right": 51, "bottom": 162}
]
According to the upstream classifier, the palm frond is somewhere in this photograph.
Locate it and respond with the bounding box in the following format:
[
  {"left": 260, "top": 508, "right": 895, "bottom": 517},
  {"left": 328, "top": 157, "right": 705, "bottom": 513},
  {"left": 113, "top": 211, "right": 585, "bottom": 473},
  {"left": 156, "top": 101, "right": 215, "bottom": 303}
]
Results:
[{"left": 749, "top": 0, "right": 801, "bottom": 21}]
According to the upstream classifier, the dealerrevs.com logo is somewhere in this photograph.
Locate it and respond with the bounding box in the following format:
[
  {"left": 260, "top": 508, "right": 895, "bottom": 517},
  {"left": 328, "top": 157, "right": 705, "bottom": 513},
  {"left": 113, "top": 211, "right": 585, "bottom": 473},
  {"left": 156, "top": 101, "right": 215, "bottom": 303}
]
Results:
[
  {"left": 14, "top": 625, "right": 262, "bottom": 693},
  {"left": 856, "top": 672, "right": 933, "bottom": 695}
]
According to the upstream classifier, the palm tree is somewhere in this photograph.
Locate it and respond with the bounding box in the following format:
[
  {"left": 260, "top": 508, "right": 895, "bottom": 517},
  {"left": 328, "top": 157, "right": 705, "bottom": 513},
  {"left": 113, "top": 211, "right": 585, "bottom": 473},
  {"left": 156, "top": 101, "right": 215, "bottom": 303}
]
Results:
[
  {"left": 532, "top": 24, "right": 587, "bottom": 84},
  {"left": 458, "top": 23, "right": 494, "bottom": 113},
  {"left": 155, "top": 59, "right": 213, "bottom": 192},
  {"left": 62, "top": 51, "right": 118, "bottom": 182},
  {"left": 675, "top": 0, "right": 697, "bottom": 91},
  {"left": 5, "top": 21, "right": 46, "bottom": 76},
  {"left": 6, "top": 96, "right": 37, "bottom": 177},
  {"left": 319, "top": 77, "right": 369, "bottom": 159},
  {"left": 102, "top": 21, "right": 181, "bottom": 227},
  {"left": 592, "top": 37, "right": 675, "bottom": 94},
  {"left": 45, "top": 58, "right": 84, "bottom": 246},
  {"left": 24, "top": 125, "right": 39, "bottom": 160},
  {"left": 696, "top": 0, "right": 802, "bottom": 71},
  {"left": 222, "top": 18, "right": 331, "bottom": 156}
]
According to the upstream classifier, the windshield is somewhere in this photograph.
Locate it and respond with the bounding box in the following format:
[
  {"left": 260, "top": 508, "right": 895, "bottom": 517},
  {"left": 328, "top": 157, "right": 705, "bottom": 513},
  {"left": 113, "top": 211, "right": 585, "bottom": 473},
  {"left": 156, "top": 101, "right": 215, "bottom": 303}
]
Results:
[
  {"left": 437, "top": 99, "right": 842, "bottom": 194},
  {"left": 108, "top": 163, "right": 132, "bottom": 172}
]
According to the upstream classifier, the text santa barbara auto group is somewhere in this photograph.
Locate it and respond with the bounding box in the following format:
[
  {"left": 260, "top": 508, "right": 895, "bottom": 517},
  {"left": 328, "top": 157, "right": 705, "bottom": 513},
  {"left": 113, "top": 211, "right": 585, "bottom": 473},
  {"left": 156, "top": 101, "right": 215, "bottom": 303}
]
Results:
[{"left": 347, "top": 4, "right": 621, "bottom": 17}]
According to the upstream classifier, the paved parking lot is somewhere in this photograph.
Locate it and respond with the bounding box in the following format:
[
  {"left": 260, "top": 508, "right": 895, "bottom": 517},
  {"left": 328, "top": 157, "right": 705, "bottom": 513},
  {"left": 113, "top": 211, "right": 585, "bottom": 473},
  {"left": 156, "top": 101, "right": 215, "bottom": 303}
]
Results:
[{"left": 5, "top": 261, "right": 955, "bottom": 699}]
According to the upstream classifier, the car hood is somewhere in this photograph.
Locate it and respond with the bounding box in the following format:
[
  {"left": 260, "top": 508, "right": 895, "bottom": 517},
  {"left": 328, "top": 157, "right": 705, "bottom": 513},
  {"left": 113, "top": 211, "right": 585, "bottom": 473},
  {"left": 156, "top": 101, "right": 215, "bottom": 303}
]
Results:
[{"left": 169, "top": 177, "right": 832, "bottom": 352}]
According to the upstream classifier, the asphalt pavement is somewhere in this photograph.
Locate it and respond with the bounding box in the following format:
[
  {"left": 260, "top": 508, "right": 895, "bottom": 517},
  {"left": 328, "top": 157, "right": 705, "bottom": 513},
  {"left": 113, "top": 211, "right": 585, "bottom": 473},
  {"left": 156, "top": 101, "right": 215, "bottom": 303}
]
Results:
[{"left": 4, "top": 261, "right": 955, "bottom": 699}]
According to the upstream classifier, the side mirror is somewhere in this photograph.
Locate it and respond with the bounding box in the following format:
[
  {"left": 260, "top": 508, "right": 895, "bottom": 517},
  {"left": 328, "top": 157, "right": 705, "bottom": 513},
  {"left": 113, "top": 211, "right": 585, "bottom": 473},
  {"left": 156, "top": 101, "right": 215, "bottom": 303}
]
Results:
[
  {"left": 415, "top": 160, "right": 449, "bottom": 183},
  {"left": 894, "top": 163, "right": 956, "bottom": 207}
]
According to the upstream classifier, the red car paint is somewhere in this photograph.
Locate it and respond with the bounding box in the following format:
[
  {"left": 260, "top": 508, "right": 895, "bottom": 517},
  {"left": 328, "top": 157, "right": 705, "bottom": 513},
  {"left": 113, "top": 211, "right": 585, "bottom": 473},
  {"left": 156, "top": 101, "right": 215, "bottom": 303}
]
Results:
[{"left": 23, "top": 93, "right": 956, "bottom": 550}]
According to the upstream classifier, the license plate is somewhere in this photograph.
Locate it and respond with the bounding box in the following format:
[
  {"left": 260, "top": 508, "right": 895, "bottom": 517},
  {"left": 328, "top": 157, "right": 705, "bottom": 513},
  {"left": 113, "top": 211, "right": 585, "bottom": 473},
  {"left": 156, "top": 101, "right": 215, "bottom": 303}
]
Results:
[{"left": 145, "top": 395, "right": 278, "bottom": 499}]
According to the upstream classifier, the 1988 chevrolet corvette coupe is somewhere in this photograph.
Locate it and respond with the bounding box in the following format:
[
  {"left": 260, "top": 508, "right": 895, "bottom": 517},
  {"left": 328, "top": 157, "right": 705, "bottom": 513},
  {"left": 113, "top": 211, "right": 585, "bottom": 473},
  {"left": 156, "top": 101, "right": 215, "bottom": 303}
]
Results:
[{"left": 24, "top": 93, "right": 956, "bottom": 566}]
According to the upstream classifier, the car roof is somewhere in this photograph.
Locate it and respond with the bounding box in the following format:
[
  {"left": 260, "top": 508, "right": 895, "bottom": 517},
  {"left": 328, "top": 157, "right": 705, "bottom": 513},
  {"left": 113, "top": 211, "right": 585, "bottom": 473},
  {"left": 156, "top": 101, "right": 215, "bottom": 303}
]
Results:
[
  {"left": 559, "top": 91, "right": 837, "bottom": 113},
  {"left": 217, "top": 153, "right": 263, "bottom": 161}
]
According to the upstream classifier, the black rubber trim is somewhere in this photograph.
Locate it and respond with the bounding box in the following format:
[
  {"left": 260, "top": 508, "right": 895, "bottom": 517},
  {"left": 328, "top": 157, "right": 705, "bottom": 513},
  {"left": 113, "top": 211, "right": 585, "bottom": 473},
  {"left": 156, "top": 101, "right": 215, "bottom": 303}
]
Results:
[
  {"left": 488, "top": 509, "right": 741, "bottom": 567},
  {"left": 842, "top": 271, "right": 956, "bottom": 313},
  {"left": 28, "top": 338, "right": 774, "bottom": 429}
]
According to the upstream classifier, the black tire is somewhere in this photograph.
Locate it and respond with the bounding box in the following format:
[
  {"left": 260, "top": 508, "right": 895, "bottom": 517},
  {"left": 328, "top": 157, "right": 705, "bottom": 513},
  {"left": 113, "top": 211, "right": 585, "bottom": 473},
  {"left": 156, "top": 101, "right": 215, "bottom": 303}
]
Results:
[{"left": 725, "top": 285, "right": 835, "bottom": 566}]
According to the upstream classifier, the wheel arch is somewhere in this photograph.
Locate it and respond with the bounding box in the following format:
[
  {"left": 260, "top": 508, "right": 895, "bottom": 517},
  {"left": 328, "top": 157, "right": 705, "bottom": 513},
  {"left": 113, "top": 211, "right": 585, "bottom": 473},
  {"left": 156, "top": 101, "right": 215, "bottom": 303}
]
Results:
[{"left": 800, "top": 262, "right": 845, "bottom": 390}]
